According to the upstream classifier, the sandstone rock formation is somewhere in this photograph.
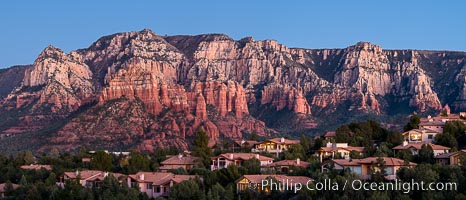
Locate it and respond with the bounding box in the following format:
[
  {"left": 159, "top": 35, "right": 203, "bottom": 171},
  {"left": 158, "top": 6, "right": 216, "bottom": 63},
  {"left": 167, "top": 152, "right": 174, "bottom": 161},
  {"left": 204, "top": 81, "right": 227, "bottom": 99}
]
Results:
[
  {"left": 1, "top": 29, "right": 466, "bottom": 152},
  {"left": 4, "top": 46, "right": 95, "bottom": 114}
]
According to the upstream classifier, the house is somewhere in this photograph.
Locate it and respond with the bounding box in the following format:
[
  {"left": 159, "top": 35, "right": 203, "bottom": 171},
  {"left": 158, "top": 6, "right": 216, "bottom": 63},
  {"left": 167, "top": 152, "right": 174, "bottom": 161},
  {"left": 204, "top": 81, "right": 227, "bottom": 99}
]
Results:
[
  {"left": 159, "top": 154, "right": 200, "bottom": 172},
  {"left": 323, "top": 131, "right": 336, "bottom": 141},
  {"left": 331, "top": 157, "right": 416, "bottom": 180},
  {"left": 210, "top": 153, "right": 274, "bottom": 170},
  {"left": 58, "top": 170, "right": 126, "bottom": 188},
  {"left": 318, "top": 142, "right": 364, "bottom": 162},
  {"left": 418, "top": 111, "right": 466, "bottom": 133},
  {"left": 401, "top": 128, "right": 440, "bottom": 143},
  {"left": 231, "top": 139, "right": 260, "bottom": 152},
  {"left": 0, "top": 183, "right": 19, "bottom": 198},
  {"left": 235, "top": 175, "right": 312, "bottom": 193},
  {"left": 418, "top": 120, "right": 446, "bottom": 133},
  {"left": 435, "top": 150, "right": 466, "bottom": 166},
  {"left": 392, "top": 141, "right": 450, "bottom": 156},
  {"left": 20, "top": 164, "right": 52, "bottom": 171},
  {"left": 266, "top": 158, "right": 309, "bottom": 174},
  {"left": 127, "top": 172, "right": 197, "bottom": 199},
  {"left": 251, "top": 137, "right": 300, "bottom": 155}
]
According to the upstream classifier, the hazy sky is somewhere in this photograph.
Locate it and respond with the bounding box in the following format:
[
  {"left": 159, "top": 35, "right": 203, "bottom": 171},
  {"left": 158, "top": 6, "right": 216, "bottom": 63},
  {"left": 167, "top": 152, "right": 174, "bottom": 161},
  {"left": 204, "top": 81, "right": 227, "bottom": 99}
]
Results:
[{"left": 1, "top": 0, "right": 465, "bottom": 68}]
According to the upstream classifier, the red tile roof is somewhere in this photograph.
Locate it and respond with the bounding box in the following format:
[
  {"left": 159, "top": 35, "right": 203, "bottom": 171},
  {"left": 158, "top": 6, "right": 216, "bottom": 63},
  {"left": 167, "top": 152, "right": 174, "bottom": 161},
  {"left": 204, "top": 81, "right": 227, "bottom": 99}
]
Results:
[
  {"left": 161, "top": 155, "right": 199, "bottom": 166},
  {"left": 20, "top": 164, "right": 52, "bottom": 171},
  {"left": 214, "top": 153, "right": 274, "bottom": 161},
  {"left": 319, "top": 146, "right": 365, "bottom": 153},
  {"left": 401, "top": 128, "right": 440, "bottom": 135},
  {"left": 63, "top": 170, "right": 125, "bottom": 182},
  {"left": 268, "top": 159, "right": 309, "bottom": 168},
  {"left": 324, "top": 131, "right": 336, "bottom": 137},
  {"left": 357, "top": 157, "right": 416, "bottom": 166},
  {"left": 64, "top": 170, "right": 103, "bottom": 180},
  {"left": 419, "top": 121, "right": 445, "bottom": 126},
  {"left": 333, "top": 157, "right": 416, "bottom": 167},
  {"left": 434, "top": 152, "right": 455, "bottom": 159},
  {"left": 332, "top": 159, "right": 361, "bottom": 166},
  {"left": 435, "top": 150, "right": 466, "bottom": 159},
  {"left": 128, "top": 172, "right": 197, "bottom": 185},
  {"left": 393, "top": 143, "right": 450, "bottom": 151},
  {"left": 267, "top": 138, "right": 300, "bottom": 145}
]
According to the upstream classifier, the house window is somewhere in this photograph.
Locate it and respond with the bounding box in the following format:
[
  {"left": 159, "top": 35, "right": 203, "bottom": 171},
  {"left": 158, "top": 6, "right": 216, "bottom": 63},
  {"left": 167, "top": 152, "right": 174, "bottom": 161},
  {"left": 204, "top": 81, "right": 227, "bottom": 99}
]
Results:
[
  {"left": 351, "top": 166, "right": 362, "bottom": 175},
  {"left": 281, "top": 167, "right": 289, "bottom": 174},
  {"left": 386, "top": 167, "right": 394, "bottom": 175},
  {"left": 428, "top": 134, "right": 433, "bottom": 140},
  {"left": 147, "top": 184, "right": 153, "bottom": 189},
  {"left": 410, "top": 133, "right": 421, "bottom": 141},
  {"left": 130, "top": 182, "right": 137, "bottom": 187},
  {"left": 156, "top": 186, "right": 160, "bottom": 193},
  {"left": 219, "top": 159, "right": 226, "bottom": 167}
]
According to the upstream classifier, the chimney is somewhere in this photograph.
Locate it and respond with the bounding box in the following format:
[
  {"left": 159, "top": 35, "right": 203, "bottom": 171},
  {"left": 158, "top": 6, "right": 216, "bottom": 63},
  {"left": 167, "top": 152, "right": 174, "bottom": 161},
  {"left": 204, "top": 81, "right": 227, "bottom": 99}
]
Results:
[
  {"left": 75, "top": 170, "right": 79, "bottom": 177},
  {"left": 402, "top": 141, "right": 408, "bottom": 147},
  {"left": 297, "top": 158, "right": 300, "bottom": 165},
  {"left": 280, "top": 137, "right": 285, "bottom": 143},
  {"left": 139, "top": 173, "right": 145, "bottom": 180},
  {"left": 104, "top": 172, "right": 109, "bottom": 177},
  {"left": 241, "top": 139, "right": 245, "bottom": 145},
  {"left": 230, "top": 154, "right": 234, "bottom": 160},
  {"left": 178, "top": 154, "right": 183, "bottom": 159},
  {"left": 255, "top": 154, "right": 260, "bottom": 159}
]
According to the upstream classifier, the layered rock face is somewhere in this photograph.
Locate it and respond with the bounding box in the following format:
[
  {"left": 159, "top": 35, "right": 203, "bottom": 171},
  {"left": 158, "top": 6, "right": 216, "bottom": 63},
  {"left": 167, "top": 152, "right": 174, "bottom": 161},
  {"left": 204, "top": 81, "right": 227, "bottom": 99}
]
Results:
[
  {"left": 1, "top": 29, "right": 466, "bottom": 152},
  {"left": 329, "top": 42, "right": 443, "bottom": 112},
  {"left": 40, "top": 31, "right": 271, "bottom": 151},
  {"left": 260, "top": 84, "right": 311, "bottom": 114},
  {"left": 4, "top": 46, "right": 95, "bottom": 113},
  {"left": 1, "top": 46, "right": 95, "bottom": 134}
]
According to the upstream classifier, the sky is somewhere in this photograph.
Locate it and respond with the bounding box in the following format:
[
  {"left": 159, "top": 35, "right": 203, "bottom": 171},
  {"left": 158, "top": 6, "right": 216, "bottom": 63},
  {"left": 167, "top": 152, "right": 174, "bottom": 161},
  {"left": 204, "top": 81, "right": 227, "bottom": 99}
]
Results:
[{"left": 1, "top": 0, "right": 465, "bottom": 68}]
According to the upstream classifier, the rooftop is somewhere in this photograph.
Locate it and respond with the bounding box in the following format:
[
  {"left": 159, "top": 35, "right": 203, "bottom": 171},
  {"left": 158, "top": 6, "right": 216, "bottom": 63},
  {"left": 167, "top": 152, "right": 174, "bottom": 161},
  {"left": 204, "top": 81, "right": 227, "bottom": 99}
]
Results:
[
  {"left": 333, "top": 157, "right": 416, "bottom": 167},
  {"left": 324, "top": 131, "right": 336, "bottom": 137},
  {"left": 320, "top": 143, "right": 365, "bottom": 153},
  {"left": 213, "top": 153, "right": 274, "bottom": 161},
  {"left": 20, "top": 164, "right": 52, "bottom": 171},
  {"left": 402, "top": 128, "right": 440, "bottom": 135},
  {"left": 63, "top": 170, "right": 125, "bottom": 182},
  {"left": 268, "top": 159, "right": 309, "bottom": 168},
  {"left": 128, "top": 172, "right": 197, "bottom": 185},
  {"left": 419, "top": 121, "right": 446, "bottom": 126},
  {"left": 266, "top": 138, "right": 300, "bottom": 145},
  {"left": 435, "top": 150, "right": 466, "bottom": 159},
  {"left": 160, "top": 155, "right": 199, "bottom": 165},
  {"left": 393, "top": 142, "right": 451, "bottom": 151}
]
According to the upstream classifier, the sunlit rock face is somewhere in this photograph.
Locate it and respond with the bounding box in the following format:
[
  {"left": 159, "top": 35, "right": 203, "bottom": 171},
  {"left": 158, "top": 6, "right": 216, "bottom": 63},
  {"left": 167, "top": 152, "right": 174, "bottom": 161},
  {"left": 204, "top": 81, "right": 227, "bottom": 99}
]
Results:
[{"left": 2, "top": 29, "right": 466, "bottom": 151}]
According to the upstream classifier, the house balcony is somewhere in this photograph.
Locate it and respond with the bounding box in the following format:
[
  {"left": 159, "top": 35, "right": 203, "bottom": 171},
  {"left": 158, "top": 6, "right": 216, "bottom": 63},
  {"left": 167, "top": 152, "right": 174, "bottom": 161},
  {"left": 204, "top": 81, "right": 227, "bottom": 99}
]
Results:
[
  {"left": 252, "top": 148, "right": 284, "bottom": 153},
  {"left": 211, "top": 164, "right": 227, "bottom": 171}
]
